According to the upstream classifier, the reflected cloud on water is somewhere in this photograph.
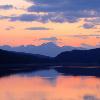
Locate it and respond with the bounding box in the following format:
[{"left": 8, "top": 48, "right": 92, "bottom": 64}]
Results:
[{"left": 0, "top": 69, "right": 100, "bottom": 100}]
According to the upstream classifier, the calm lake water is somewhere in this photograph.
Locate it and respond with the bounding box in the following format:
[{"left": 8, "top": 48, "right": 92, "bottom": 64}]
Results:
[{"left": 0, "top": 68, "right": 100, "bottom": 100}]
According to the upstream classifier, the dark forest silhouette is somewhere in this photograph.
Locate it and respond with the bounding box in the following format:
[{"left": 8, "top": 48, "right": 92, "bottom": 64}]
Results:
[{"left": 0, "top": 48, "right": 100, "bottom": 77}]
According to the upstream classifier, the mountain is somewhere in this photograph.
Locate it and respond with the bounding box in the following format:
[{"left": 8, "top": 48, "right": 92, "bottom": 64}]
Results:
[
  {"left": 55, "top": 48, "right": 100, "bottom": 65},
  {"left": 0, "top": 48, "right": 100, "bottom": 66},
  {"left": 0, "top": 49, "right": 51, "bottom": 64},
  {"left": 0, "top": 42, "right": 85, "bottom": 57},
  {"left": 1, "top": 48, "right": 100, "bottom": 77}
]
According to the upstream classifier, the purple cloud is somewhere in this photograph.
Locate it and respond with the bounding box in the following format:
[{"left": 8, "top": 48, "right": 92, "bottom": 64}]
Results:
[{"left": 0, "top": 5, "right": 13, "bottom": 10}]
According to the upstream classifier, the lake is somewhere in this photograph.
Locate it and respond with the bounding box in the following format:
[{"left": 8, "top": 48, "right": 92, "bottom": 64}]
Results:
[{"left": 0, "top": 67, "right": 100, "bottom": 100}]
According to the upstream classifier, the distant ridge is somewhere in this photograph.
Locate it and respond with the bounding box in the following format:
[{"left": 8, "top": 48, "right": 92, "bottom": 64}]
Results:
[
  {"left": 0, "top": 48, "right": 100, "bottom": 77},
  {"left": 0, "top": 42, "right": 85, "bottom": 57},
  {"left": 55, "top": 48, "right": 100, "bottom": 65},
  {"left": 0, "top": 48, "right": 100, "bottom": 66},
  {"left": 0, "top": 49, "right": 51, "bottom": 64}
]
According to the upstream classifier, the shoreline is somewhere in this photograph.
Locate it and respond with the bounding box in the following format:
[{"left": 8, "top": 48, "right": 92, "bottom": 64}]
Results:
[{"left": 0, "top": 64, "right": 100, "bottom": 77}]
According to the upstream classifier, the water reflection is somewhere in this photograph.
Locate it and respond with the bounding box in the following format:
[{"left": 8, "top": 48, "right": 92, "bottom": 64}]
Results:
[
  {"left": 19, "top": 69, "right": 59, "bottom": 79},
  {"left": 0, "top": 69, "right": 100, "bottom": 100}
]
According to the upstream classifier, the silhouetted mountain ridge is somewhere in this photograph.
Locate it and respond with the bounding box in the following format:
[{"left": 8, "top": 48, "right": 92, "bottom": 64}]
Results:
[
  {"left": 1, "top": 48, "right": 100, "bottom": 77},
  {"left": 0, "top": 48, "right": 100, "bottom": 65},
  {"left": 55, "top": 48, "right": 100, "bottom": 64},
  {"left": 0, "top": 42, "right": 85, "bottom": 57},
  {"left": 0, "top": 49, "right": 51, "bottom": 64}
]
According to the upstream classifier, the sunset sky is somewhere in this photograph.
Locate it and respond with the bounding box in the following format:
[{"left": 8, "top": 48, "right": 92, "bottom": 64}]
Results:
[{"left": 0, "top": 0, "right": 100, "bottom": 47}]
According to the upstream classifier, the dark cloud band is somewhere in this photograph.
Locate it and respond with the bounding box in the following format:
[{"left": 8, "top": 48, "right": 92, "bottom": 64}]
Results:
[
  {"left": 0, "top": 5, "right": 13, "bottom": 10},
  {"left": 25, "top": 27, "right": 52, "bottom": 30}
]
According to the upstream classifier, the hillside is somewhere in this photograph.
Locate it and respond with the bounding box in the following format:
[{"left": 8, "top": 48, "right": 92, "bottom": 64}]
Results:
[
  {"left": 55, "top": 48, "right": 100, "bottom": 65},
  {"left": 0, "top": 49, "right": 51, "bottom": 64},
  {"left": 0, "top": 48, "right": 100, "bottom": 66}
]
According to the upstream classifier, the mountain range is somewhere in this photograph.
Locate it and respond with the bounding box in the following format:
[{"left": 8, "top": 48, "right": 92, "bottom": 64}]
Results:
[
  {"left": 0, "top": 49, "right": 51, "bottom": 65},
  {"left": 0, "top": 42, "right": 85, "bottom": 57},
  {"left": 0, "top": 47, "right": 100, "bottom": 66},
  {"left": 0, "top": 48, "right": 100, "bottom": 77},
  {"left": 55, "top": 48, "right": 100, "bottom": 65}
]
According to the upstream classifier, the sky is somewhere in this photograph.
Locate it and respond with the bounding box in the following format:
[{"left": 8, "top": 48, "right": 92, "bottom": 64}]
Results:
[{"left": 0, "top": 0, "right": 100, "bottom": 47}]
